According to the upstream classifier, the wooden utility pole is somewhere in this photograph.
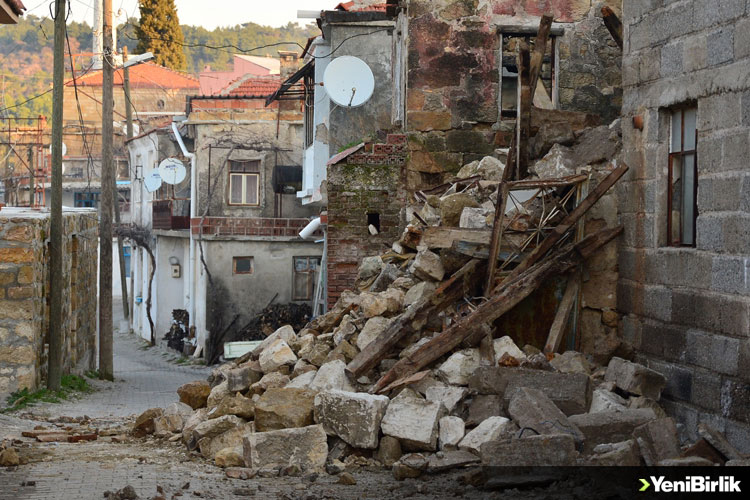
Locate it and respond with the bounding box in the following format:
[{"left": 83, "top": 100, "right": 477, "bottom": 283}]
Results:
[
  {"left": 48, "top": 0, "right": 66, "bottom": 391},
  {"left": 99, "top": 0, "right": 114, "bottom": 380},
  {"left": 114, "top": 47, "right": 131, "bottom": 320}
]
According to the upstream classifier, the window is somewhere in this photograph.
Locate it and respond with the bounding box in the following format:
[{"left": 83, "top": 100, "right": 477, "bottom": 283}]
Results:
[
  {"left": 233, "top": 256, "right": 254, "bottom": 275},
  {"left": 74, "top": 191, "right": 100, "bottom": 208},
  {"left": 668, "top": 106, "right": 698, "bottom": 246},
  {"left": 228, "top": 160, "right": 261, "bottom": 206},
  {"left": 293, "top": 256, "right": 321, "bottom": 301}
]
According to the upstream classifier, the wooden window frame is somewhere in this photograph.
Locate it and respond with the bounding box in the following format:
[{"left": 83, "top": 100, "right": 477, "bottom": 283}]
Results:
[
  {"left": 227, "top": 160, "right": 261, "bottom": 207},
  {"left": 292, "top": 256, "right": 320, "bottom": 301},
  {"left": 233, "top": 256, "right": 254, "bottom": 275},
  {"left": 667, "top": 106, "right": 698, "bottom": 247}
]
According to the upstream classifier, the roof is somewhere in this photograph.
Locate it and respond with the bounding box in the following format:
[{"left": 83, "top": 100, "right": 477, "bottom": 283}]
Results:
[
  {"left": 220, "top": 75, "right": 281, "bottom": 97},
  {"left": 235, "top": 55, "right": 281, "bottom": 74},
  {"left": 335, "top": 1, "right": 387, "bottom": 12},
  {"left": 69, "top": 62, "right": 200, "bottom": 90},
  {"left": 327, "top": 142, "right": 364, "bottom": 166},
  {"left": 6, "top": 0, "right": 25, "bottom": 16}
]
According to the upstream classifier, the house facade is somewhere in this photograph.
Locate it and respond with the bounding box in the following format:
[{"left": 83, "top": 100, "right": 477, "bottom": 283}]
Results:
[{"left": 618, "top": 1, "right": 750, "bottom": 452}]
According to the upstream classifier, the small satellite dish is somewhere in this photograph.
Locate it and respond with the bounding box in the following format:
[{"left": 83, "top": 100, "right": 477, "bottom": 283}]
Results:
[
  {"left": 323, "top": 56, "right": 375, "bottom": 108},
  {"left": 143, "top": 169, "right": 162, "bottom": 192},
  {"left": 158, "top": 158, "right": 186, "bottom": 185},
  {"left": 49, "top": 142, "right": 67, "bottom": 156}
]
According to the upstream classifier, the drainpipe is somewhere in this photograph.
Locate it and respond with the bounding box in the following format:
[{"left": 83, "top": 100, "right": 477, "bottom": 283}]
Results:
[
  {"left": 298, "top": 217, "right": 321, "bottom": 239},
  {"left": 171, "top": 121, "right": 197, "bottom": 348}
]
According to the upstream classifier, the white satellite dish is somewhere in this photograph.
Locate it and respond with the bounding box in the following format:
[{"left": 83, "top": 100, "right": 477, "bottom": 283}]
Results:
[
  {"left": 49, "top": 142, "right": 67, "bottom": 156},
  {"left": 158, "top": 158, "right": 186, "bottom": 185},
  {"left": 323, "top": 56, "right": 375, "bottom": 108},
  {"left": 143, "top": 169, "right": 162, "bottom": 192}
]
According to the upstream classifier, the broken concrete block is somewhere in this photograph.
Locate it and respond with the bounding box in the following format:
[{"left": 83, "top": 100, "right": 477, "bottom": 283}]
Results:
[
  {"left": 250, "top": 372, "right": 291, "bottom": 395},
  {"left": 530, "top": 143, "right": 576, "bottom": 179},
  {"left": 439, "top": 416, "right": 465, "bottom": 451},
  {"left": 215, "top": 446, "right": 245, "bottom": 468},
  {"left": 227, "top": 365, "right": 262, "bottom": 392},
  {"left": 286, "top": 370, "right": 316, "bottom": 389},
  {"left": 587, "top": 440, "right": 641, "bottom": 466},
  {"left": 252, "top": 325, "right": 297, "bottom": 357},
  {"left": 376, "top": 436, "right": 402, "bottom": 467},
  {"left": 243, "top": 425, "right": 328, "bottom": 472},
  {"left": 459, "top": 207, "right": 491, "bottom": 229},
  {"left": 480, "top": 434, "right": 577, "bottom": 466},
  {"left": 298, "top": 341, "right": 331, "bottom": 367},
  {"left": 458, "top": 417, "right": 517, "bottom": 455},
  {"left": 207, "top": 394, "right": 255, "bottom": 420},
  {"left": 313, "top": 390, "right": 389, "bottom": 449},
  {"left": 507, "top": 387, "right": 584, "bottom": 446},
  {"left": 380, "top": 388, "right": 446, "bottom": 451},
  {"left": 425, "top": 385, "right": 468, "bottom": 413},
  {"left": 628, "top": 396, "right": 668, "bottom": 418},
  {"left": 501, "top": 369, "right": 591, "bottom": 416},
  {"left": 440, "top": 193, "right": 480, "bottom": 227},
  {"left": 309, "top": 360, "right": 355, "bottom": 393},
  {"left": 254, "top": 388, "right": 316, "bottom": 432},
  {"left": 466, "top": 395, "right": 504, "bottom": 427},
  {"left": 427, "top": 450, "right": 481, "bottom": 473},
  {"left": 436, "top": 348, "right": 481, "bottom": 386},
  {"left": 605, "top": 357, "right": 666, "bottom": 400},
  {"left": 133, "top": 408, "right": 163, "bottom": 436},
  {"left": 177, "top": 381, "right": 211, "bottom": 410},
  {"left": 410, "top": 248, "right": 445, "bottom": 282},
  {"left": 403, "top": 280, "right": 437, "bottom": 307},
  {"left": 188, "top": 415, "right": 244, "bottom": 451},
  {"left": 568, "top": 409, "right": 656, "bottom": 453},
  {"left": 199, "top": 422, "right": 254, "bottom": 460},
  {"left": 589, "top": 389, "right": 628, "bottom": 413},
  {"left": 549, "top": 351, "right": 591, "bottom": 375},
  {"left": 357, "top": 317, "right": 392, "bottom": 351},
  {"left": 411, "top": 374, "right": 445, "bottom": 397},
  {"left": 698, "top": 423, "right": 743, "bottom": 461},
  {"left": 633, "top": 418, "right": 681, "bottom": 465},
  {"left": 259, "top": 338, "right": 297, "bottom": 373},
  {"left": 493, "top": 336, "right": 526, "bottom": 363},
  {"left": 477, "top": 156, "right": 505, "bottom": 181}
]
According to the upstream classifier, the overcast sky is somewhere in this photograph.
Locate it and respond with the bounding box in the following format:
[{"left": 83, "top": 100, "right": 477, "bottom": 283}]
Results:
[{"left": 29, "top": 0, "right": 337, "bottom": 29}]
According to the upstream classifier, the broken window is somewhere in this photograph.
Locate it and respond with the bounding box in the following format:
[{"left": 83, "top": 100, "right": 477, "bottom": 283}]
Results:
[
  {"left": 668, "top": 106, "right": 698, "bottom": 247},
  {"left": 292, "top": 256, "right": 321, "bottom": 301},
  {"left": 228, "top": 160, "right": 261, "bottom": 206},
  {"left": 233, "top": 256, "right": 254, "bottom": 275}
]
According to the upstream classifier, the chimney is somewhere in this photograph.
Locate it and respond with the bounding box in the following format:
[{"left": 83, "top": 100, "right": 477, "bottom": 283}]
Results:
[{"left": 278, "top": 51, "right": 300, "bottom": 80}]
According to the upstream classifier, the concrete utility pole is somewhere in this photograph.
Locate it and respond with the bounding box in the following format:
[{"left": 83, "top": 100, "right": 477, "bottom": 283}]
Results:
[
  {"left": 115, "top": 47, "right": 131, "bottom": 320},
  {"left": 99, "top": 0, "right": 114, "bottom": 380},
  {"left": 48, "top": 0, "right": 66, "bottom": 391}
]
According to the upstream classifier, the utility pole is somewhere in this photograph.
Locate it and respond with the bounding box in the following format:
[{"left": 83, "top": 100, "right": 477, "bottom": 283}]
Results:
[
  {"left": 99, "top": 0, "right": 114, "bottom": 381},
  {"left": 48, "top": 0, "right": 66, "bottom": 391},
  {"left": 114, "top": 47, "right": 130, "bottom": 320}
]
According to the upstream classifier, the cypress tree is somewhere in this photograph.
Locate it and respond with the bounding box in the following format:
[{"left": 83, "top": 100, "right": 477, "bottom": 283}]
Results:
[{"left": 135, "top": 0, "right": 187, "bottom": 70}]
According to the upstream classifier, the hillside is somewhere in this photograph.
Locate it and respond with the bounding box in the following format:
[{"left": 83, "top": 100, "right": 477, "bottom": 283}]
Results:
[{"left": 0, "top": 15, "right": 318, "bottom": 120}]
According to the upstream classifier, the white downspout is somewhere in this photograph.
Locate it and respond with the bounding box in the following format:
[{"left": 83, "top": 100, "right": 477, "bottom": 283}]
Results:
[{"left": 171, "top": 121, "right": 197, "bottom": 348}]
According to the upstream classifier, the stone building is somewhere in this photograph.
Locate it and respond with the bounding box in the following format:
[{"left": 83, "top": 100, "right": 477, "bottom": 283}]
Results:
[
  {"left": 0, "top": 207, "right": 98, "bottom": 401},
  {"left": 618, "top": 1, "right": 750, "bottom": 452}
]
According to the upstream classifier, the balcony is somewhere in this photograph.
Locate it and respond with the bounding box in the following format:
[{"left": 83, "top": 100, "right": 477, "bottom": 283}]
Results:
[{"left": 153, "top": 199, "right": 190, "bottom": 230}]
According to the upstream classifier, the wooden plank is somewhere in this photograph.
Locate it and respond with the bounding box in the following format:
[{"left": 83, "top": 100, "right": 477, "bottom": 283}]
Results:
[
  {"left": 544, "top": 273, "right": 580, "bottom": 354},
  {"left": 372, "top": 226, "right": 622, "bottom": 393},
  {"left": 484, "top": 181, "right": 510, "bottom": 296},
  {"left": 517, "top": 42, "right": 531, "bottom": 179},
  {"left": 378, "top": 370, "right": 431, "bottom": 394},
  {"left": 601, "top": 6, "right": 623, "bottom": 50},
  {"left": 529, "top": 14, "right": 554, "bottom": 99},
  {"left": 498, "top": 163, "right": 629, "bottom": 290},
  {"left": 346, "top": 259, "right": 483, "bottom": 378}
]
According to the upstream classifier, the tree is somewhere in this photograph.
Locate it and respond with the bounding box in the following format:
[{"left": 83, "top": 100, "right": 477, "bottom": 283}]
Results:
[{"left": 135, "top": 0, "right": 186, "bottom": 70}]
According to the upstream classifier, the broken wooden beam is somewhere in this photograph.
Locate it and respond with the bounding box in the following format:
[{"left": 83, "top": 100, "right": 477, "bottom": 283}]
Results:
[
  {"left": 499, "top": 163, "right": 629, "bottom": 289},
  {"left": 372, "top": 226, "right": 623, "bottom": 394},
  {"left": 529, "top": 14, "right": 554, "bottom": 99},
  {"left": 544, "top": 272, "right": 580, "bottom": 354},
  {"left": 517, "top": 41, "right": 531, "bottom": 179},
  {"left": 484, "top": 181, "right": 510, "bottom": 296},
  {"left": 346, "top": 259, "right": 484, "bottom": 378},
  {"left": 601, "top": 6, "right": 623, "bottom": 50}
]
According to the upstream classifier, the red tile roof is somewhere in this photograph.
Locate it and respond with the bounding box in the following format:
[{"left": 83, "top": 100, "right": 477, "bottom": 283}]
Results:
[
  {"left": 335, "top": 1, "right": 387, "bottom": 12},
  {"left": 220, "top": 75, "right": 281, "bottom": 97},
  {"left": 69, "top": 62, "right": 200, "bottom": 90}
]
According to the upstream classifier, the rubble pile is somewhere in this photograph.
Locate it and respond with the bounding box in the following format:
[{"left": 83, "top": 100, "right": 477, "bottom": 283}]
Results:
[
  {"left": 231, "top": 303, "right": 314, "bottom": 342},
  {"left": 131, "top": 118, "right": 747, "bottom": 482}
]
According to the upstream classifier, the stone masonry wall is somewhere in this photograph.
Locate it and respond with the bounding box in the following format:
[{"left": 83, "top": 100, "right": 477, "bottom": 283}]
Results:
[
  {"left": 326, "top": 134, "right": 408, "bottom": 308},
  {"left": 619, "top": 0, "right": 750, "bottom": 452},
  {"left": 0, "top": 208, "right": 98, "bottom": 401},
  {"left": 405, "top": 0, "right": 622, "bottom": 189}
]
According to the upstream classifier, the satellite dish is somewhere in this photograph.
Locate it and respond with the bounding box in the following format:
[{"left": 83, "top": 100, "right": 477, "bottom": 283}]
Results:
[
  {"left": 323, "top": 56, "right": 375, "bottom": 108},
  {"left": 158, "top": 158, "right": 186, "bottom": 185},
  {"left": 143, "top": 169, "right": 162, "bottom": 192},
  {"left": 49, "top": 142, "right": 67, "bottom": 156}
]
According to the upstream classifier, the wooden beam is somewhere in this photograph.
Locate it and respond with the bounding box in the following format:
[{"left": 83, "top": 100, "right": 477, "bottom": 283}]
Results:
[
  {"left": 372, "top": 226, "right": 623, "bottom": 393},
  {"left": 529, "top": 14, "right": 554, "bottom": 99},
  {"left": 517, "top": 42, "right": 531, "bottom": 180},
  {"left": 484, "top": 181, "right": 510, "bottom": 296},
  {"left": 544, "top": 273, "right": 580, "bottom": 354},
  {"left": 498, "top": 163, "right": 629, "bottom": 290},
  {"left": 346, "top": 259, "right": 484, "bottom": 378},
  {"left": 601, "top": 6, "right": 623, "bottom": 50}
]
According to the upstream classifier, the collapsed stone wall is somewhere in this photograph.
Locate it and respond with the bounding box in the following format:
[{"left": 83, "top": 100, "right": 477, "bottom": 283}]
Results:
[
  {"left": 619, "top": 1, "right": 750, "bottom": 452},
  {"left": 405, "top": 0, "right": 622, "bottom": 189},
  {"left": 0, "top": 209, "right": 98, "bottom": 400}
]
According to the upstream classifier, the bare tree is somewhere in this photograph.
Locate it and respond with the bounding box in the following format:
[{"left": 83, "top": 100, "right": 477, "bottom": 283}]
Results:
[{"left": 115, "top": 224, "right": 156, "bottom": 345}]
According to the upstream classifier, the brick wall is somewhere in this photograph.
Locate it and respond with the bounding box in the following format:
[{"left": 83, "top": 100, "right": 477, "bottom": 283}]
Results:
[
  {"left": 620, "top": 0, "right": 750, "bottom": 452},
  {"left": 326, "top": 134, "right": 408, "bottom": 308},
  {"left": 191, "top": 217, "right": 322, "bottom": 238},
  {"left": 0, "top": 208, "right": 98, "bottom": 400}
]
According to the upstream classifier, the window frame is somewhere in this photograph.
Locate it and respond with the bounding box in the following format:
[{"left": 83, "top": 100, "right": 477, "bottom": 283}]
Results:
[
  {"left": 232, "top": 256, "right": 255, "bottom": 275},
  {"left": 667, "top": 106, "right": 698, "bottom": 247},
  {"left": 227, "top": 160, "right": 261, "bottom": 207},
  {"left": 292, "top": 256, "right": 321, "bottom": 301}
]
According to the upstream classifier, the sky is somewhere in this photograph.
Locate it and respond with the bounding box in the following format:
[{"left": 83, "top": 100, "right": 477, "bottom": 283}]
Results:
[{"left": 27, "top": 0, "right": 338, "bottom": 29}]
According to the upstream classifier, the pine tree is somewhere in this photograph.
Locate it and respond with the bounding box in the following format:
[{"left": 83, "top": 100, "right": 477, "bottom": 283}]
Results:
[{"left": 135, "top": 0, "right": 187, "bottom": 70}]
